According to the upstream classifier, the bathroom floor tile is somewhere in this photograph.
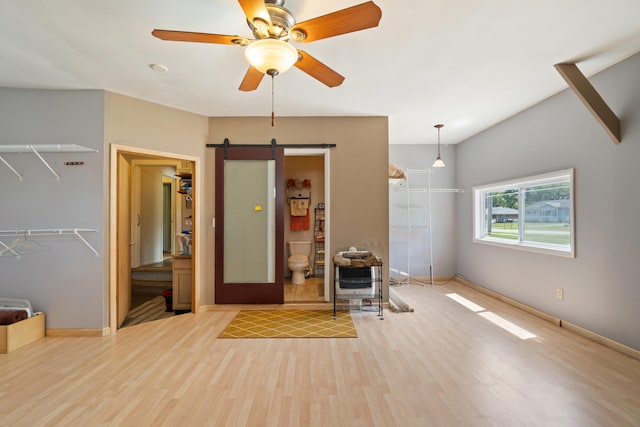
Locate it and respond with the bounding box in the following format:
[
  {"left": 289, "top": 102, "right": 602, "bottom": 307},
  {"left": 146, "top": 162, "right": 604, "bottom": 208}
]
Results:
[{"left": 284, "top": 277, "right": 325, "bottom": 303}]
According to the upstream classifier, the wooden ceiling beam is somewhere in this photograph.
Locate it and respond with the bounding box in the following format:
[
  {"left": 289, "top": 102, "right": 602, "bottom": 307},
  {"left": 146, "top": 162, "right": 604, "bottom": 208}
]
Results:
[{"left": 554, "top": 63, "right": 621, "bottom": 144}]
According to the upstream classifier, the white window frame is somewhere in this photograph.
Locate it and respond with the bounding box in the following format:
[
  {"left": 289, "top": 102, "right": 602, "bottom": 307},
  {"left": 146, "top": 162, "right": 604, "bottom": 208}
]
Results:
[{"left": 473, "top": 168, "right": 575, "bottom": 258}]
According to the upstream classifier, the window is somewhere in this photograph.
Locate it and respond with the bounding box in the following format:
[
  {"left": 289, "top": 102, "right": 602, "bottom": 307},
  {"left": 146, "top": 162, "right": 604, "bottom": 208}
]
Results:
[{"left": 473, "top": 169, "right": 575, "bottom": 257}]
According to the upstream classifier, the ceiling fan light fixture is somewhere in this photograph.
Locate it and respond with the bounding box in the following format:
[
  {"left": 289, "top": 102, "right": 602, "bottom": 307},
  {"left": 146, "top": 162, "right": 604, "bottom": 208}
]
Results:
[
  {"left": 244, "top": 38, "right": 298, "bottom": 75},
  {"left": 432, "top": 123, "right": 446, "bottom": 168}
]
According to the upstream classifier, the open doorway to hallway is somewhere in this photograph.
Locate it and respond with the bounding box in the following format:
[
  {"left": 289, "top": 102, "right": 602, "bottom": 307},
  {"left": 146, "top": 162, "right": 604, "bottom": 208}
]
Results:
[
  {"left": 121, "top": 161, "right": 191, "bottom": 327},
  {"left": 110, "top": 145, "right": 197, "bottom": 333}
]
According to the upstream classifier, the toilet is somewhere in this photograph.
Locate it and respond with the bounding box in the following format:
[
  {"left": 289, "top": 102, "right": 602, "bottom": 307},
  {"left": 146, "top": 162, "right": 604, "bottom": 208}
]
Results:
[{"left": 287, "top": 241, "right": 311, "bottom": 285}]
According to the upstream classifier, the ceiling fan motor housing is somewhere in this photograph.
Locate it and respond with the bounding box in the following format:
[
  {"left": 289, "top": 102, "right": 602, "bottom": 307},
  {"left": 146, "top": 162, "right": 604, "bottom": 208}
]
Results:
[{"left": 249, "top": 1, "right": 296, "bottom": 40}]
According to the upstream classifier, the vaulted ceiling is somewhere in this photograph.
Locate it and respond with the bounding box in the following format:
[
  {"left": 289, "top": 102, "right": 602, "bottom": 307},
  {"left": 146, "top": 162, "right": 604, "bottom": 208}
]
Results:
[{"left": 1, "top": 0, "right": 639, "bottom": 144}]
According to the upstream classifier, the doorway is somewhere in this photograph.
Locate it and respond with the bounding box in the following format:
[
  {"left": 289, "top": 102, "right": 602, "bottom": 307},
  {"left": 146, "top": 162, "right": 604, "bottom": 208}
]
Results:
[
  {"left": 283, "top": 152, "right": 328, "bottom": 303},
  {"left": 123, "top": 162, "right": 183, "bottom": 328},
  {"left": 213, "top": 147, "right": 331, "bottom": 304},
  {"left": 109, "top": 145, "right": 198, "bottom": 334}
]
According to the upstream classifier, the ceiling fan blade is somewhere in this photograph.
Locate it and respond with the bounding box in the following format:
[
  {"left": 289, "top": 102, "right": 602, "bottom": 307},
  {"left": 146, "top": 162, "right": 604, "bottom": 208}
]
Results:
[
  {"left": 239, "top": 66, "right": 265, "bottom": 91},
  {"left": 237, "top": 0, "right": 273, "bottom": 28},
  {"left": 295, "top": 50, "right": 345, "bottom": 88},
  {"left": 152, "top": 29, "right": 248, "bottom": 45},
  {"left": 291, "top": 1, "right": 382, "bottom": 43}
]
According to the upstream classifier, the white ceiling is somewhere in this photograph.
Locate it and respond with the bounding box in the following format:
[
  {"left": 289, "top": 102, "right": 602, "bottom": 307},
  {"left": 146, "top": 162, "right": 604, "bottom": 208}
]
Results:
[{"left": 1, "top": 0, "right": 639, "bottom": 145}]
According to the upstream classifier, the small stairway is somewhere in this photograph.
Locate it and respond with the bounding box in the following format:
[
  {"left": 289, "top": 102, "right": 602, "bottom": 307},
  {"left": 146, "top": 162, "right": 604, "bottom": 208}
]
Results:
[
  {"left": 130, "top": 258, "right": 173, "bottom": 308},
  {"left": 131, "top": 258, "right": 172, "bottom": 287},
  {"left": 131, "top": 269, "right": 172, "bottom": 288},
  {"left": 123, "top": 257, "right": 175, "bottom": 327}
]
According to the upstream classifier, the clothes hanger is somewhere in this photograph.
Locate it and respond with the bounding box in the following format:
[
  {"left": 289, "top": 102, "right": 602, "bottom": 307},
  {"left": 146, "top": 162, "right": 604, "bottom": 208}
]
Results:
[{"left": 10, "top": 231, "right": 50, "bottom": 256}]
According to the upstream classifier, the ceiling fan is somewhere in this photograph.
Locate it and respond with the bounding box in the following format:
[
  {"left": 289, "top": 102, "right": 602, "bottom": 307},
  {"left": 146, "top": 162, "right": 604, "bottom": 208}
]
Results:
[{"left": 152, "top": 0, "right": 382, "bottom": 91}]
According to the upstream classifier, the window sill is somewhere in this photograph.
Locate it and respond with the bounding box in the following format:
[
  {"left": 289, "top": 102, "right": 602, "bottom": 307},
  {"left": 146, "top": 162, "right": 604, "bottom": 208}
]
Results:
[{"left": 473, "top": 237, "right": 575, "bottom": 258}]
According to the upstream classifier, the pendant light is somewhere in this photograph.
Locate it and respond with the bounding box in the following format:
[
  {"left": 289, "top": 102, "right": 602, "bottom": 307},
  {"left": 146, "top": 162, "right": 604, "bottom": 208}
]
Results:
[
  {"left": 244, "top": 38, "right": 299, "bottom": 127},
  {"left": 244, "top": 39, "right": 298, "bottom": 76},
  {"left": 432, "top": 123, "right": 445, "bottom": 168},
  {"left": 244, "top": 38, "right": 300, "bottom": 127}
]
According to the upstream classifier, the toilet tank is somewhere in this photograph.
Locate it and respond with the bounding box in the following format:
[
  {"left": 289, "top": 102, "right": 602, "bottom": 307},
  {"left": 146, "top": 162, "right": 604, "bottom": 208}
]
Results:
[{"left": 288, "top": 241, "right": 311, "bottom": 257}]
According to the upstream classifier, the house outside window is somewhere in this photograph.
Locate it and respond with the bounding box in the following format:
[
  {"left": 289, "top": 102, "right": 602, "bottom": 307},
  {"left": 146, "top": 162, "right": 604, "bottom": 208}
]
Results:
[{"left": 473, "top": 169, "right": 575, "bottom": 258}]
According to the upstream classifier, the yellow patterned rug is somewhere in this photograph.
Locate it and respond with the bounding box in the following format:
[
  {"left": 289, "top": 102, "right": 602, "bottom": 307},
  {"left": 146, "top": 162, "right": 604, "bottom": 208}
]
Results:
[{"left": 219, "top": 310, "right": 357, "bottom": 338}]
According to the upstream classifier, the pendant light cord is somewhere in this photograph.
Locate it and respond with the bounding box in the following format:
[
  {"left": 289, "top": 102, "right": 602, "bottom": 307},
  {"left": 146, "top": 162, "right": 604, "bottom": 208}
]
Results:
[{"left": 271, "top": 74, "right": 275, "bottom": 127}]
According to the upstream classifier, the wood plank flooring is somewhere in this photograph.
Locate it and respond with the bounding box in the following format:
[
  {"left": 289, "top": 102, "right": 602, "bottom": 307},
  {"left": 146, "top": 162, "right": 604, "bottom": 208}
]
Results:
[{"left": 1, "top": 281, "right": 639, "bottom": 426}]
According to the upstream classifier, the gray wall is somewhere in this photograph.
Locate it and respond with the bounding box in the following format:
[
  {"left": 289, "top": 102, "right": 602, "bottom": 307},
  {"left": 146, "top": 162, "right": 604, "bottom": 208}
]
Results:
[
  {"left": 389, "top": 144, "right": 458, "bottom": 279},
  {"left": 0, "top": 88, "right": 105, "bottom": 329},
  {"left": 455, "top": 52, "right": 640, "bottom": 350}
]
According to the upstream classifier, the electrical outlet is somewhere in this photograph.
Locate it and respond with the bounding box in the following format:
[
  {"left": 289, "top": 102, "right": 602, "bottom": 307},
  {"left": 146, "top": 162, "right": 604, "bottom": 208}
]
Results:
[{"left": 556, "top": 288, "right": 564, "bottom": 300}]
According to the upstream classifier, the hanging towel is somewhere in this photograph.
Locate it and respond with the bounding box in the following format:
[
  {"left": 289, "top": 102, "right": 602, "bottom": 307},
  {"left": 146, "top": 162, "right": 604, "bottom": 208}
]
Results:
[
  {"left": 291, "top": 208, "right": 310, "bottom": 231},
  {"left": 290, "top": 199, "right": 309, "bottom": 216}
]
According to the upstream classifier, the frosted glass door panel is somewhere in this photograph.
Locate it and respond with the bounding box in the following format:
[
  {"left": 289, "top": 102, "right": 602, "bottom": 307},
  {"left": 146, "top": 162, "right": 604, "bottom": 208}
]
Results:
[{"left": 223, "top": 160, "right": 275, "bottom": 283}]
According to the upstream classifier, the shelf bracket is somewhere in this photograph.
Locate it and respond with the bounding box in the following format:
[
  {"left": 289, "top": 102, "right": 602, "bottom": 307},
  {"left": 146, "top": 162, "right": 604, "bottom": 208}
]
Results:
[
  {"left": 0, "top": 155, "right": 23, "bottom": 181},
  {"left": 71, "top": 229, "right": 99, "bottom": 257},
  {"left": 29, "top": 145, "right": 60, "bottom": 181}
]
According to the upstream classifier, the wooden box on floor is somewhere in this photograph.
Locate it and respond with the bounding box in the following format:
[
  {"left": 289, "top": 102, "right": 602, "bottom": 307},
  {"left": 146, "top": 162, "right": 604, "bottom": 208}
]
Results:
[{"left": 0, "top": 313, "right": 45, "bottom": 353}]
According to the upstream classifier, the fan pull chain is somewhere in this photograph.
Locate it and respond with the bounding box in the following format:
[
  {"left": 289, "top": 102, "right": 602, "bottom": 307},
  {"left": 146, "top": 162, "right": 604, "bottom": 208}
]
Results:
[{"left": 271, "top": 74, "right": 275, "bottom": 127}]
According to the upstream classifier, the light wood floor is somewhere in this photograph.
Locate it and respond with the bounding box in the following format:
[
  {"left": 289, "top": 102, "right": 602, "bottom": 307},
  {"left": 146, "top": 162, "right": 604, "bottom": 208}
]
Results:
[{"left": 1, "top": 281, "right": 639, "bottom": 426}]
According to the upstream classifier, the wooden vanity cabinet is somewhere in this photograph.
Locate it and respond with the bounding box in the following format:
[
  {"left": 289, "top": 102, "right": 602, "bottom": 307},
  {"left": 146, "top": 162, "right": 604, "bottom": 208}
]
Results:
[{"left": 173, "top": 256, "right": 192, "bottom": 310}]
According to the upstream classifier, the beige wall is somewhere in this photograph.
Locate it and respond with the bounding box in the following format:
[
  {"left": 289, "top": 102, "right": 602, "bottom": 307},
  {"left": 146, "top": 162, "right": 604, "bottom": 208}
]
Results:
[
  {"left": 102, "top": 101, "right": 389, "bottom": 310},
  {"left": 208, "top": 116, "right": 390, "bottom": 301},
  {"left": 104, "top": 92, "right": 209, "bottom": 156}
]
